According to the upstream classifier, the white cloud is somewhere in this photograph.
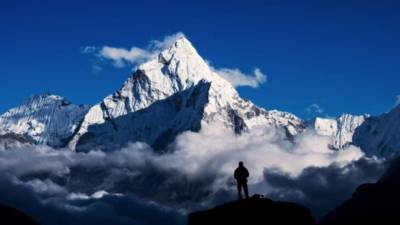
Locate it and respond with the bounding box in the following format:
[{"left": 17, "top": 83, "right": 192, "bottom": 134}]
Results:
[
  {"left": 0, "top": 123, "right": 384, "bottom": 222},
  {"left": 98, "top": 46, "right": 153, "bottom": 68},
  {"left": 163, "top": 124, "right": 363, "bottom": 182},
  {"left": 82, "top": 32, "right": 267, "bottom": 88},
  {"left": 84, "top": 32, "right": 186, "bottom": 68},
  {"left": 306, "top": 103, "right": 324, "bottom": 114},
  {"left": 0, "top": 124, "right": 365, "bottom": 191},
  {"left": 213, "top": 68, "right": 267, "bottom": 88}
]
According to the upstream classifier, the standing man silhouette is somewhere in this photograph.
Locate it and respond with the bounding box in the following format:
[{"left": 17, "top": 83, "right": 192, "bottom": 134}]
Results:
[{"left": 234, "top": 161, "right": 250, "bottom": 200}]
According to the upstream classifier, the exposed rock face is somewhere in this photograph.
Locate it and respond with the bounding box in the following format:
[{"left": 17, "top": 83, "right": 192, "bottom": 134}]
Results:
[{"left": 187, "top": 196, "right": 316, "bottom": 225}]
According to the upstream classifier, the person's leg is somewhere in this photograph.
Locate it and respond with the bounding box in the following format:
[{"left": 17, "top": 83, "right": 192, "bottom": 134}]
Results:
[
  {"left": 237, "top": 183, "right": 243, "bottom": 200},
  {"left": 243, "top": 182, "right": 249, "bottom": 198}
]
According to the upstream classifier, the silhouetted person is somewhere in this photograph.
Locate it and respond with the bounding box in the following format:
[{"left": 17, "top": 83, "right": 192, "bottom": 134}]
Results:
[{"left": 234, "top": 161, "right": 249, "bottom": 200}]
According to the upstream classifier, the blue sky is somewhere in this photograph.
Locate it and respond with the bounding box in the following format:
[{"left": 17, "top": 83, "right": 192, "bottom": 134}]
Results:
[{"left": 1, "top": 0, "right": 399, "bottom": 119}]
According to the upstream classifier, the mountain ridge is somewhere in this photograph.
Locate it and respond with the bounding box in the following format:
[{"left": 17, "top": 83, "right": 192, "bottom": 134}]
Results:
[
  {"left": 0, "top": 37, "right": 399, "bottom": 156},
  {"left": 67, "top": 36, "right": 303, "bottom": 151},
  {"left": 0, "top": 93, "right": 89, "bottom": 148}
]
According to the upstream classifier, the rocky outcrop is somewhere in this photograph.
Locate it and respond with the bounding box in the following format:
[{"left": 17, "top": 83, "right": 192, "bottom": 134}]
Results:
[{"left": 187, "top": 196, "right": 316, "bottom": 225}]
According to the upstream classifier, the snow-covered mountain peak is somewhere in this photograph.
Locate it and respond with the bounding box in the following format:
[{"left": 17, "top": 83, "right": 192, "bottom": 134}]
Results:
[
  {"left": 91, "top": 36, "right": 240, "bottom": 120},
  {"left": 68, "top": 37, "right": 303, "bottom": 151},
  {"left": 27, "top": 93, "right": 63, "bottom": 100},
  {"left": 2, "top": 36, "right": 400, "bottom": 156},
  {"left": 0, "top": 94, "right": 89, "bottom": 147},
  {"left": 25, "top": 93, "right": 67, "bottom": 106},
  {"left": 137, "top": 36, "right": 236, "bottom": 95},
  {"left": 158, "top": 36, "right": 198, "bottom": 62}
]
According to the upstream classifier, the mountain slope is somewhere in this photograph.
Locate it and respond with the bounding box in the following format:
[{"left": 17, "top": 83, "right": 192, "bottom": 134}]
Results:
[
  {"left": 320, "top": 157, "right": 400, "bottom": 225},
  {"left": 309, "top": 105, "right": 400, "bottom": 157},
  {"left": 0, "top": 94, "right": 89, "bottom": 148},
  {"left": 69, "top": 37, "right": 303, "bottom": 151},
  {"left": 310, "top": 114, "right": 369, "bottom": 150},
  {"left": 353, "top": 105, "right": 400, "bottom": 157},
  {"left": 74, "top": 80, "right": 211, "bottom": 151}
]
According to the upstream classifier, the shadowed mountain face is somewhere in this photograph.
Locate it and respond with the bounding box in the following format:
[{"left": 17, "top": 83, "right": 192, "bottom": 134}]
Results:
[
  {"left": 320, "top": 157, "right": 400, "bottom": 225},
  {"left": 75, "top": 80, "right": 211, "bottom": 152},
  {"left": 0, "top": 203, "right": 41, "bottom": 225},
  {"left": 309, "top": 105, "right": 400, "bottom": 156},
  {"left": 352, "top": 105, "right": 400, "bottom": 157},
  {"left": 187, "top": 196, "right": 316, "bottom": 225}
]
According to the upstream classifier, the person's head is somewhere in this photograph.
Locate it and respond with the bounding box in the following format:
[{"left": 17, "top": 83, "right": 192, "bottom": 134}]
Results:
[{"left": 239, "top": 161, "right": 244, "bottom": 167}]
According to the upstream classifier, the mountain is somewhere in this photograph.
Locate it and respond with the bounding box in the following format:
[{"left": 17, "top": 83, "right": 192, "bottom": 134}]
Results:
[
  {"left": 320, "top": 157, "right": 400, "bottom": 225},
  {"left": 67, "top": 37, "right": 304, "bottom": 151},
  {"left": 187, "top": 196, "right": 316, "bottom": 225},
  {"left": 352, "top": 105, "right": 400, "bottom": 157},
  {"left": 309, "top": 105, "right": 400, "bottom": 157},
  {"left": 309, "top": 114, "right": 369, "bottom": 150},
  {"left": 0, "top": 94, "right": 89, "bottom": 148},
  {"left": 0, "top": 36, "right": 399, "bottom": 156}
]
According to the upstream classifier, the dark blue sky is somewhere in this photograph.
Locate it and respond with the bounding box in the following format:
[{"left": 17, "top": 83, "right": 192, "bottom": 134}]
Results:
[{"left": 1, "top": 0, "right": 399, "bottom": 118}]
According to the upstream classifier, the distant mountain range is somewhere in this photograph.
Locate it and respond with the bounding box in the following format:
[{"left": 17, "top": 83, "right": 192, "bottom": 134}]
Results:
[{"left": 1, "top": 37, "right": 399, "bottom": 156}]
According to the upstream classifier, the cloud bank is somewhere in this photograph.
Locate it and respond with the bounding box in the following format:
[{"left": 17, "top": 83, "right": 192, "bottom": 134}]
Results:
[
  {"left": 264, "top": 157, "right": 387, "bottom": 219},
  {"left": 0, "top": 124, "right": 387, "bottom": 224},
  {"left": 0, "top": 175, "right": 184, "bottom": 225}
]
